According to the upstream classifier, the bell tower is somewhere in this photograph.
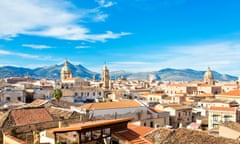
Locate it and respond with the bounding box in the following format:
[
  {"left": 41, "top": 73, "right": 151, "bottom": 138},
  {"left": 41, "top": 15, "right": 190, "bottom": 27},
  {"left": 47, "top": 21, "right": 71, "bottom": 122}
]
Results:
[{"left": 102, "top": 64, "right": 110, "bottom": 89}]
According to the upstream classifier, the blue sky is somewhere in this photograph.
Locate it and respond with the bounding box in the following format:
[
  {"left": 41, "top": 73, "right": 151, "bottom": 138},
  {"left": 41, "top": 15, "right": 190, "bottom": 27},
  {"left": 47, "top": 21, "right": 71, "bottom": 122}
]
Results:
[{"left": 0, "top": 0, "right": 240, "bottom": 76}]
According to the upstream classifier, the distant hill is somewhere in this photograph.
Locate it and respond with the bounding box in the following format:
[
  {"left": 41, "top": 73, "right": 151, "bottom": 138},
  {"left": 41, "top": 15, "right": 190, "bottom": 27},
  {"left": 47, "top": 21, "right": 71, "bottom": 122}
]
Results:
[
  {"left": 0, "top": 63, "right": 99, "bottom": 80},
  {"left": 0, "top": 63, "right": 237, "bottom": 81},
  {"left": 110, "top": 68, "right": 238, "bottom": 81}
]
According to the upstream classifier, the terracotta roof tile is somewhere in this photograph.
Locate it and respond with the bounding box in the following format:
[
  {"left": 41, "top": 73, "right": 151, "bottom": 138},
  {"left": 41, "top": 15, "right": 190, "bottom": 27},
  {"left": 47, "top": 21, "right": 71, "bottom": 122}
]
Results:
[
  {"left": 47, "top": 107, "right": 73, "bottom": 119},
  {"left": 198, "top": 83, "right": 211, "bottom": 87},
  {"left": 80, "top": 100, "right": 143, "bottom": 110},
  {"left": 168, "top": 83, "right": 186, "bottom": 87},
  {"left": 128, "top": 123, "right": 153, "bottom": 136},
  {"left": 11, "top": 108, "right": 53, "bottom": 126},
  {"left": 51, "top": 117, "right": 133, "bottom": 133},
  {"left": 25, "top": 99, "right": 48, "bottom": 108},
  {"left": 221, "top": 89, "right": 240, "bottom": 96},
  {"left": 209, "top": 106, "right": 237, "bottom": 112},
  {"left": 114, "top": 129, "right": 152, "bottom": 144}
]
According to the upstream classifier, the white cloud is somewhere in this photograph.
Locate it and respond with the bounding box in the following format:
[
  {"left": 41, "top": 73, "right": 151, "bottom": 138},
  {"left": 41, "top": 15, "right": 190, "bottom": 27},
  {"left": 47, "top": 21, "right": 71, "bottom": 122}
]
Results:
[
  {"left": 0, "top": 49, "right": 57, "bottom": 61},
  {"left": 96, "top": 0, "right": 116, "bottom": 8},
  {"left": 0, "top": 0, "right": 129, "bottom": 42},
  {"left": 75, "top": 46, "right": 90, "bottom": 49},
  {"left": 93, "top": 13, "right": 109, "bottom": 22},
  {"left": 86, "top": 31, "right": 131, "bottom": 42},
  {"left": 0, "top": 50, "right": 11, "bottom": 55},
  {"left": 22, "top": 44, "right": 52, "bottom": 49}
]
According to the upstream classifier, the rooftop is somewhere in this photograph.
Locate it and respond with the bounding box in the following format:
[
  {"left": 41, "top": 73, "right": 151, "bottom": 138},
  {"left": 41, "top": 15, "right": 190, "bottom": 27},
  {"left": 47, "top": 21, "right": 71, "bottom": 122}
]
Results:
[
  {"left": 11, "top": 108, "right": 53, "bottom": 126},
  {"left": 127, "top": 123, "right": 154, "bottom": 136},
  {"left": 51, "top": 117, "right": 133, "bottom": 133},
  {"left": 221, "top": 89, "right": 240, "bottom": 96},
  {"left": 80, "top": 100, "right": 143, "bottom": 110},
  {"left": 145, "top": 128, "right": 239, "bottom": 144},
  {"left": 209, "top": 106, "right": 237, "bottom": 112}
]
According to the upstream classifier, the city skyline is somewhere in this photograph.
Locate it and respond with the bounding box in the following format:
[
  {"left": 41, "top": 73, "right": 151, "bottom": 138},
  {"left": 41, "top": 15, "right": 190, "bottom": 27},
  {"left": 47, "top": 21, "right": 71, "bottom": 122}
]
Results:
[{"left": 0, "top": 0, "right": 240, "bottom": 75}]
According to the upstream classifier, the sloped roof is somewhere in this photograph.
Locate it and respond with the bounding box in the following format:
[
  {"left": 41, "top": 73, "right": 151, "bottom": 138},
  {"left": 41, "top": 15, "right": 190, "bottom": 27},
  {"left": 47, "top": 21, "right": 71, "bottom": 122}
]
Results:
[
  {"left": 128, "top": 123, "right": 153, "bottom": 136},
  {"left": 221, "top": 89, "right": 240, "bottom": 96},
  {"left": 80, "top": 100, "right": 143, "bottom": 110},
  {"left": 114, "top": 129, "right": 152, "bottom": 144},
  {"left": 11, "top": 108, "right": 53, "bottom": 126},
  {"left": 47, "top": 107, "right": 73, "bottom": 119},
  {"left": 51, "top": 117, "right": 133, "bottom": 133},
  {"left": 0, "top": 111, "right": 10, "bottom": 127},
  {"left": 209, "top": 106, "right": 237, "bottom": 112},
  {"left": 50, "top": 100, "right": 81, "bottom": 108},
  {"left": 25, "top": 99, "right": 48, "bottom": 108}
]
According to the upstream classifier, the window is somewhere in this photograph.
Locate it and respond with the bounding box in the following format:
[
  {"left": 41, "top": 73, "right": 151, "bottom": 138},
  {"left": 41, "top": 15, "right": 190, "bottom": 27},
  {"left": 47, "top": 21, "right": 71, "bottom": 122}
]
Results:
[
  {"left": 6, "top": 97, "right": 10, "bottom": 101},
  {"left": 213, "top": 115, "right": 218, "bottom": 123},
  {"left": 224, "top": 115, "right": 232, "bottom": 122},
  {"left": 17, "top": 97, "right": 21, "bottom": 101}
]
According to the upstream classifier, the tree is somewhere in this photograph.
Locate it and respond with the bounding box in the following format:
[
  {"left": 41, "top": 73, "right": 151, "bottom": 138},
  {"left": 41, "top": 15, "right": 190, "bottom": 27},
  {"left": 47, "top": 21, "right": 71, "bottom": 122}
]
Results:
[{"left": 53, "top": 88, "right": 62, "bottom": 101}]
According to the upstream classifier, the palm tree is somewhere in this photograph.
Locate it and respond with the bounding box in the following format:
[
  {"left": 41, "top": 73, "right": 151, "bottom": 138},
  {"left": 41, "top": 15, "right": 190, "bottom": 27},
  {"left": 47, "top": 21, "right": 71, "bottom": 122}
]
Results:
[{"left": 53, "top": 88, "right": 62, "bottom": 102}]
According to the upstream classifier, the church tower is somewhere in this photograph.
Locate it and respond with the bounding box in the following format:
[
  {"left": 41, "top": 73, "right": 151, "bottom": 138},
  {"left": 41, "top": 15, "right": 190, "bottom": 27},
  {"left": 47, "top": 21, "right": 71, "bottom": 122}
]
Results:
[
  {"left": 60, "top": 60, "right": 72, "bottom": 81},
  {"left": 102, "top": 64, "right": 110, "bottom": 89},
  {"left": 203, "top": 67, "right": 214, "bottom": 85}
]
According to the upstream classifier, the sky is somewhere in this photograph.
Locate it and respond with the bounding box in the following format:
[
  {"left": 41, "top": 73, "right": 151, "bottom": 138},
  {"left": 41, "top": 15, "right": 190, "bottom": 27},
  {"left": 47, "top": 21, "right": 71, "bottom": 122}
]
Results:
[{"left": 0, "top": 0, "right": 240, "bottom": 76}]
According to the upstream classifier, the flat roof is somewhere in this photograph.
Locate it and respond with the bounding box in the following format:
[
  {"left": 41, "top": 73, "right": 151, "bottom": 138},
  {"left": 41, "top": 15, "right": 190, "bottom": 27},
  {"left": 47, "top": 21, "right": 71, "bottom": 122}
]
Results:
[{"left": 52, "top": 117, "right": 133, "bottom": 133}]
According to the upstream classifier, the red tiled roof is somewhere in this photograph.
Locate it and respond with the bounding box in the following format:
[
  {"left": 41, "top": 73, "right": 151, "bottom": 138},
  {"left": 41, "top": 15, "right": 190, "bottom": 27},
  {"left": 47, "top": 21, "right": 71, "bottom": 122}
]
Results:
[
  {"left": 11, "top": 108, "right": 53, "bottom": 126},
  {"left": 209, "top": 106, "right": 236, "bottom": 112},
  {"left": 168, "top": 83, "right": 186, "bottom": 87},
  {"left": 80, "top": 100, "right": 143, "bottom": 110},
  {"left": 221, "top": 90, "right": 240, "bottom": 96},
  {"left": 51, "top": 118, "right": 133, "bottom": 133},
  {"left": 196, "top": 93, "right": 214, "bottom": 97},
  {"left": 198, "top": 83, "right": 211, "bottom": 87},
  {"left": 128, "top": 123, "right": 153, "bottom": 136},
  {"left": 114, "top": 129, "right": 152, "bottom": 144}
]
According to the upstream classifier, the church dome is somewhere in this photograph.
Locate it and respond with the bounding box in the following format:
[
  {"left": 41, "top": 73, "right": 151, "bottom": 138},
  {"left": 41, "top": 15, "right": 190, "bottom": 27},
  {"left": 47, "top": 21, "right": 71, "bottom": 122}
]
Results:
[
  {"left": 61, "top": 60, "right": 71, "bottom": 73},
  {"left": 204, "top": 67, "right": 214, "bottom": 80}
]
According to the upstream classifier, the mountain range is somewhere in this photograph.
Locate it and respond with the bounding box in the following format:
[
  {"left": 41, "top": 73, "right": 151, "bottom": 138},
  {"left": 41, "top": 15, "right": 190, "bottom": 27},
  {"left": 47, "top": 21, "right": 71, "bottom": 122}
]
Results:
[{"left": 0, "top": 63, "right": 238, "bottom": 81}]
